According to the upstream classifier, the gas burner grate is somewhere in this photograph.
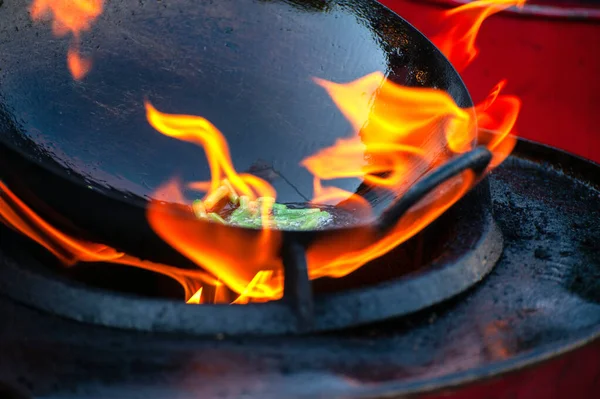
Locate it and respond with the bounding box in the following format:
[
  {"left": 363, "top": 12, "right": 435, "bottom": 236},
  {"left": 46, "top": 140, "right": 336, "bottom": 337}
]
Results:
[
  {"left": 0, "top": 139, "right": 598, "bottom": 399},
  {"left": 0, "top": 167, "right": 502, "bottom": 335}
]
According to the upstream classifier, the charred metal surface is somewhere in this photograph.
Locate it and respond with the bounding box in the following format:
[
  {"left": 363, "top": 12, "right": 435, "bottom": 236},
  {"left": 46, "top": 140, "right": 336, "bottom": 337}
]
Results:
[
  {"left": 425, "top": 0, "right": 600, "bottom": 20},
  {"left": 0, "top": 140, "right": 598, "bottom": 399},
  {"left": 0, "top": 0, "right": 475, "bottom": 262},
  {"left": 0, "top": 180, "right": 500, "bottom": 335},
  {"left": 0, "top": 0, "right": 493, "bottom": 336},
  {"left": 282, "top": 239, "right": 315, "bottom": 330}
]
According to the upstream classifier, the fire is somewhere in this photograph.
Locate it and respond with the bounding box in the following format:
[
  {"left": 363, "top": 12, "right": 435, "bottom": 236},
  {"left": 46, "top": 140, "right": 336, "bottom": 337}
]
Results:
[
  {"left": 306, "top": 170, "right": 476, "bottom": 278},
  {"left": 0, "top": 182, "right": 215, "bottom": 301},
  {"left": 304, "top": 72, "right": 473, "bottom": 194},
  {"left": 67, "top": 47, "right": 92, "bottom": 81},
  {"left": 144, "top": 104, "right": 284, "bottom": 302},
  {"left": 141, "top": 71, "right": 518, "bottom": 299},
  {"left": 474, "top": 80, "right": 521, "bottom": 167},
  {"left": 146, "top": 178, "right": 284, "bottom": 302},
  {"left": 0, "top": 0, "right": 523, "bottom": 305},
  {"left": 431, "top": 0, "right": 526, "bottom": 72},
  {"left": 144, "top": 103, "right": 276, "bottom": 203},
  {"left": 186, "top": 288, "right": 203, "bottom": 305},
  {"left": 30, "top": 0, "right": 104, "bottom": 36},
  {"left": 30, "top": 0, "right": 104, "bottom": 80},
  {"left": 297, "top": 72, "right": 519, "bottom": 278},
  {"left": 0, "top": 174, "right": 281, "bottom": 304},
  {"left": 302, "top": 73, "right": 518, "bottom": 201}
]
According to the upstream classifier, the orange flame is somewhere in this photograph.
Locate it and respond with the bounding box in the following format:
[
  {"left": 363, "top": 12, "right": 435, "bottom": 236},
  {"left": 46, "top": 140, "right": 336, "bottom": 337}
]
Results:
[
  {"left": 146, "top": 180, "right": 283, "bottom": 302},
  {"left": 431, "top": 0, "right": 526, "bottom": 72},
  {"left": 141, "top": 69, "right": 519, "bottom": 301},
  {"left": 0, "top": 0, "right": 523, "bottom": 306},
  {"left": 0, "top": 178, "right": 280, "bottom": 305},
  {"left": 145, "top": 103, "right": 276, "bottom": 202},
  {"left": 138, "top": 0, "right": 520, "bottom": 302},
  {"left": 0, "top": 181, "right": 215, "bottom": 301},
  {"left": 144, "top": 104, "right": 283, "bottom": 302},
  {"left": 304, "top": 72, "right": 475, "bottom": 200},
  {"left": 306, "top": 170, "right": 476, "bottom": 278},
  {"left": 296, "top": 72, "right": 519, "bottom": 278},
  {"left": 30, "top": 0, "right": 104, "bottom": 80},
  {"left": 475, "top": 81, "right": 521, "bottom": 167}
]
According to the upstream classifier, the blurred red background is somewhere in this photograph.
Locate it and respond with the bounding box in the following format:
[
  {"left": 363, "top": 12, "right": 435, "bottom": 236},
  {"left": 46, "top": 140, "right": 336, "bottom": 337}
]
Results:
[
  {"left": 373, "top": 2, "right": 600, "bottom": 398},
  {"left": 380, "top": 0, "right": 600, "bottom": 163}
]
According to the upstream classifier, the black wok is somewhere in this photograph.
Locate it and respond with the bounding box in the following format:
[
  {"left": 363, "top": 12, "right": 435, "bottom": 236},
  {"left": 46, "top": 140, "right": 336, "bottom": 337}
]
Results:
[{"left": 0, "top": 0, "right": 487, "bottom": 271}]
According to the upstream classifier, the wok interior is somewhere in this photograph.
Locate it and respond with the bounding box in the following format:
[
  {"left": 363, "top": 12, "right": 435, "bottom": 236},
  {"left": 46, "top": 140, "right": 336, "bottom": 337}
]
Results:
[{"left": 0, "top": 0, "right": 473, "bottom": 223}]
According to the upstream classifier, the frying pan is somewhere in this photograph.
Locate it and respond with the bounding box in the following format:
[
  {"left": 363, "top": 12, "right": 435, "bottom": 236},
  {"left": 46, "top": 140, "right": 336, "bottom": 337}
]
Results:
[{"left": 0, "top": 0, "right": 488, "bottom": 276}]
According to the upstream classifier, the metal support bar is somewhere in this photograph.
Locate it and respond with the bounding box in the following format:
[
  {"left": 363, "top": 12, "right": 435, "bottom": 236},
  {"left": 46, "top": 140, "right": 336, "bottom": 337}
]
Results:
[{"left": 281, "top": 237, "right": 314, "bottom": 331}]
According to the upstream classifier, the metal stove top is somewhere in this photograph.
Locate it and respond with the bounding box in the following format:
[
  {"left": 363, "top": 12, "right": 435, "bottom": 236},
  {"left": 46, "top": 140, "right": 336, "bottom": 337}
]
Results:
[{"left": 0, "top": 140, "right": 599, "bottom": 399}]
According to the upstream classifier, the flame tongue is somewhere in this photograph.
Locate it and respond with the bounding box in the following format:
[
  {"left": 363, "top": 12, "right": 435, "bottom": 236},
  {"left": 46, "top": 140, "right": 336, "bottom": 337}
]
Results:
[
  {"left": 66, "top": 47, "right": 93, "bottom": 81},
  {"left": 0, "top": 181, "right": 216, "bottom": 301},
  {"left": 144, "top": 103, "right": 283, "bottom": 301},
  {"left": 297, "top": 73, "right": 518, "bottom": 279},
  {"left": 301, "top": 71, "right": 476, "bottom": 217},
  {"left": 306, "top": 170, "right": 476, "bottom": 279},
  {"left": 30, "top": 0, "right": 104, "bottom": 36},
  {"left": 146, "top": 179, "right": 284, "bottom": 301},
  {"left": 144, "top": 102, "right": 277, "bottom": 202},
  {"left": 431, "top": 0, "right": 526, "bottom": 72},
  {"left": 475, "top": 81, "right": 521, "bottom": 167},
  {"left": 295, "top": 0, "right": 525, "bottom": 277},
  {"left": 30, "top": 0, "right": 104, "bottom": 80},
  {"left": 312, "top": 74, "right": 471, "bottom": 140},
  {"left": 0, "top": 0, "right": 524, "bottom": 306}
]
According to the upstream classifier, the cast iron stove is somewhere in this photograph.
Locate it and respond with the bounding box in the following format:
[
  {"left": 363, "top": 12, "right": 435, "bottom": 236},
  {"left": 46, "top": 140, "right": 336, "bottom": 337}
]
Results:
[{"left": 0, "top": 139, "right": 598, "bottom": 399}]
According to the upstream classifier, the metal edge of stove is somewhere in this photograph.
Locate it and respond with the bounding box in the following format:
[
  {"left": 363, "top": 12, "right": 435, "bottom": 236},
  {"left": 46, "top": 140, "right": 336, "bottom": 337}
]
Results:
[
  {"left": 0, "top": 195, "right": 503, "bottom": 337},
  {"left": 331, "top": 138, "right": 600, "bottom": 399},
  {"left": 346, "top": 329, "right": 600, "bottom": 399},
  {"left": 514, "top": 138, "right": 600, "bottom": 185},
  {"left": 312, "top": 214, "right": 502, "bottom": 331}
]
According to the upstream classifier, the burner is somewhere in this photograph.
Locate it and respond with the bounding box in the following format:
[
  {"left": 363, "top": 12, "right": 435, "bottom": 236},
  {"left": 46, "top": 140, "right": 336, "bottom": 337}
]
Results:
[
  {"left": 0, "top": 139, "right": 598, "bottom": 399},
  {"left": 0, "top": 0, "right": 598, "bottom": 396},
  {"left": 0, "top": 148, "right": 502, "bottom": 335},
  {"left": 0, "top": 179, "right": 502, "bottom": 335},
  {"left": 0, "top": 0, "right": 503, "bottom": 335}
]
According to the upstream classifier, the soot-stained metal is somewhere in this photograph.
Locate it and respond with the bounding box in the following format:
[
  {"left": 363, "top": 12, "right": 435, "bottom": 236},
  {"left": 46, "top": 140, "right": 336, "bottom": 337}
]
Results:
[
  {"left": 0, "top": 0, "right": 496, "bottom": 334},
  {"left": 0, "top": 140, "right": 598, "bottom": 398},
  {"left": 0, "top": 0, "right": 476, "bottom": 267},
  {"left": 0, "top": 166, "right": 501, "bottom": 334}
]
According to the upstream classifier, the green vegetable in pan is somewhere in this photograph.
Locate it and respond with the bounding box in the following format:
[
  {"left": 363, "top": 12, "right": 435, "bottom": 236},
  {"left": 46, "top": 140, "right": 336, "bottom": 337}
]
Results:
[{"left": 192, "top": 180, "right": 331, "bottom": 230}]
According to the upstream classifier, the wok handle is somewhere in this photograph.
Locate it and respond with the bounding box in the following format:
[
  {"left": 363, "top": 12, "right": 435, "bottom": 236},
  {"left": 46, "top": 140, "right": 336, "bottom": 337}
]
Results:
[{"left": 376, "top": 146, "right": 492, "bottom": 233}]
